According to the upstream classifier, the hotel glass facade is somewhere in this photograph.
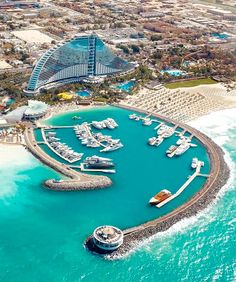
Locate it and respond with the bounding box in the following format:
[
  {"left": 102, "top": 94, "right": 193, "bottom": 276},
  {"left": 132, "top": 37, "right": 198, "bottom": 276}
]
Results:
[{"left": 26, "top": 33, "right": 134, "bottom": 93}]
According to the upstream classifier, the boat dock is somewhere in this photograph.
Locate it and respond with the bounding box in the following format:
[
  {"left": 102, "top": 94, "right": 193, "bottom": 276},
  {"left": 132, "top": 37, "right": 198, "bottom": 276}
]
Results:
[
  {"left": 48, "top": 125, "right": 75, "bottom": 129},
  {"left": 37, "top": 125, "right": 76, "bottom": 129},
  {"left": 37, "top": 141, "right": 46, "bottom": 145},
  {"left": 41, "top": 128, "right": 82, "bottom": 163},
  {"left": 154, "top": 122, "right": 164, "bottom": 130},
  {"left": 179, "top": 129, "right": 187, "bottom": 136},
  {"left": 82, "top": 124, "right": 107, "bottom": 148},
  {"left": 157, "top": 162, "right": 206, "bottom": 208}
]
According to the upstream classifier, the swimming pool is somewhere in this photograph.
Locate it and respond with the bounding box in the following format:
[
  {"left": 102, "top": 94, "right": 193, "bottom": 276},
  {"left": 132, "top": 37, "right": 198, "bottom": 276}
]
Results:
[
  {"left": 76, "top": 90, "right": 90, "bottom": 97},
  {"left": 114, "top": 80, "right": 136, "bottom": 92},
  {"left": 3, "top": 97, "right": 15, "bottom": 106},
  {"left": 161, "top": 69, "right": 186, "bottom": 77},
  {"left": 212, "top": 33, "right": 231, "bottom": 40}
]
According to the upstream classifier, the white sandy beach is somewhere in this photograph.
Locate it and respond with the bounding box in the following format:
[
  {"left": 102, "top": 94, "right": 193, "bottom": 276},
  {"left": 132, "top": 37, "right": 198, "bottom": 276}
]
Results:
[{"left": 121, "top": 83, "right": 236, "bottom": 123}]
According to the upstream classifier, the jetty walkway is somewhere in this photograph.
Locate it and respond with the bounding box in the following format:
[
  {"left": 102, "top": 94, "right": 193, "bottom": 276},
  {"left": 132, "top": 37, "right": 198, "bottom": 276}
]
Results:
[
  {"left": 41, "top": 128, "right": 82, "bottom": 163},
  {"left": 24, "top": 126, "right": 112, "bottom": 191},
  {"left": 157, "top": 162, "right": 203, "bottom": 208},
  {"left": 83, "top": 123, "right": 106, "bottom": 148}
]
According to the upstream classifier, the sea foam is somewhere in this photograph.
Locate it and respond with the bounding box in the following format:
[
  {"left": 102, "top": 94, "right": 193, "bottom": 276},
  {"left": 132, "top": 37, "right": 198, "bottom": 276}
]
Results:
[{"left": 0, "top": 144, "right": 38, "bottom": 199}]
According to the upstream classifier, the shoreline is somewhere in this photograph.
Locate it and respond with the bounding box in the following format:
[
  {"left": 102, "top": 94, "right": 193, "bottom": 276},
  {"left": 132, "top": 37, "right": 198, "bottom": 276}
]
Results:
[
  {"left": 85, "top": 104, "right": 230, "bottom": 259},
  {"left": 38, "top": 103, "right": 107, "bottom": 125}
]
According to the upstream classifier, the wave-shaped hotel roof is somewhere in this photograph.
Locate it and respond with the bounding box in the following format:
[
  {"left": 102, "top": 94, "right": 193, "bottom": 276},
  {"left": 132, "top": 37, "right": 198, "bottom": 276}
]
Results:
[
  {"left": 25, "top": 33, "right": 135, "bottom": 95},
  {"left": 24, "top": 100, "right": 48, "bottom": 118},
  {"left": 5, "top": 100, "right": 48, "bottom": 123}
]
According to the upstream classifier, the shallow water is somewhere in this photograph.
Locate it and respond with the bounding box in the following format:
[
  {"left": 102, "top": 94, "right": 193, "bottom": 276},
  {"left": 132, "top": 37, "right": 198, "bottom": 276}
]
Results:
[{"left": 0, "top": 107, "right": 235, "bottom": 282}]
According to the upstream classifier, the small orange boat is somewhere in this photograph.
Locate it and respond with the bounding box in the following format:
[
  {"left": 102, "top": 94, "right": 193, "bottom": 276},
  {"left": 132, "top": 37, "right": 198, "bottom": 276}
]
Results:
[{"left": 149, "top": 189, "right": 172, "bottom": 205}]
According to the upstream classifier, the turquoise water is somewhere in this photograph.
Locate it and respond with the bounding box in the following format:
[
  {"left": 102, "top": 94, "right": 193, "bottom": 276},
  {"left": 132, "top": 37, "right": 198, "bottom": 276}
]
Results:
[
  {"left": 161, "top": 69, "right": 186, "bottom": 77},
  {"left": 5, "top": 98, "right": 15, "bottom": 106},
  {"left": 212, "top": 33, "right": 231, "bottom": 40},
  {"left": 39, "top": 106, "right": 210, "bottom": 227},
  {"left": 114, "top": 81, "right": 135, "bottom": 92},
  {"left": 0, "top": 107, "right": 235, "bottom": 281},
  {"left": 76, "top": 90, "right": 90, "bottom": 97}
]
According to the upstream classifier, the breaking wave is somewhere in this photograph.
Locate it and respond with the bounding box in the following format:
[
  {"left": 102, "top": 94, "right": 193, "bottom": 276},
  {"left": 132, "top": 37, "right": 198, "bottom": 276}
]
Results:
[{"left": 0, "top": 145, "right": 38, "bottom": 199}]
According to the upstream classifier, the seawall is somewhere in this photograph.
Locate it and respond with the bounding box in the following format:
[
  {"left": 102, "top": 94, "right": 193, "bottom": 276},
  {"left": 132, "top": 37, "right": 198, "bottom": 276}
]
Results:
[{"left": 85, "top": 104, "right": 230, "bottom": 259}]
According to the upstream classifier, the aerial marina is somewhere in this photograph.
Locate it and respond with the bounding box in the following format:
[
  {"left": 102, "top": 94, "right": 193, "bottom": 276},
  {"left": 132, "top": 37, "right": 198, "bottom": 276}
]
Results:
[
  {"left": 0, "top": 0, "right": 235, "bottom": 279},
  {"left": 17, "top": 105, "right": 223, "bottom": 258},
  {"left": 0, "top": 100, "right": 229, "bottom": 260}
]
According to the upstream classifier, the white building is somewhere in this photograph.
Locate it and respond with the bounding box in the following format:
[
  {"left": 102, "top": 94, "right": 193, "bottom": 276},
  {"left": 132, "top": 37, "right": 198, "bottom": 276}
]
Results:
[
  {"left": 5, "top": 100, "right": 48, "bottom": 123},
  {"left": 93, "top": 225, "right": 123, "bottom": 252}
]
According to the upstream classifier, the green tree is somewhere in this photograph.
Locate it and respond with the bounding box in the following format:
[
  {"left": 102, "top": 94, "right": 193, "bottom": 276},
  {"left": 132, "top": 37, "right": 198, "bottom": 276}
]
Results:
[{"left": 131, "top": 44, "right": 140, "bottom": 53}]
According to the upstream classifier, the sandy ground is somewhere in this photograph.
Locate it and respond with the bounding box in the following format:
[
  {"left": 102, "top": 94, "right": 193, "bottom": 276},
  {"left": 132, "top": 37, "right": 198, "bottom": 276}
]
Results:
[
  {"left": 123, "top": 83, "right": 236, "bottom": 122},
  {"left": 0, "top": 60, "right": 12, "bottom": 70},
  {"left": 12, "top": 30, "right": 53, "bottom": 44}
]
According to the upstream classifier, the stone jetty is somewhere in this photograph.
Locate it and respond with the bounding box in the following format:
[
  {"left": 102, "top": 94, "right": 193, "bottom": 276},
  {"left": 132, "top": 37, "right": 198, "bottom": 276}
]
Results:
[
  {"left": 24, "top": 126, "right": 112, "bottom": 191},
  {"left": 85, "top": 104, "right": 230, "bottom": 259}
]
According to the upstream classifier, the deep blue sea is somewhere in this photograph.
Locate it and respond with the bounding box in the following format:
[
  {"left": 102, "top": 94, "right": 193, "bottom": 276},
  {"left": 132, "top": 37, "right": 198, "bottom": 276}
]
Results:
[{"left": 0, "top": 107, "right": 235, "bottom": 282}]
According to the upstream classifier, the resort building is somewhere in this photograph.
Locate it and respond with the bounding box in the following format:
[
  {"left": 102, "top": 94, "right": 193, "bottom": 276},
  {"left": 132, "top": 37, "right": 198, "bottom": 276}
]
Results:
[
  {"left": 23, "top": 100, "right": 48, "bottom": 120},
  {"left": 93, "top": 225, "right": 124, "bottom": 252},
  {"left": 25, "top": 33, "right": 135, "bottom": 95},
  {"left": 5, "top": 100, "right": 48, "bottom": 123}
]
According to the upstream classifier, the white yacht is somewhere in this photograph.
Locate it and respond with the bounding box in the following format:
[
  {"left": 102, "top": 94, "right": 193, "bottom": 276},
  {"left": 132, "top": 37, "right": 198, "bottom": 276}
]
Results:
[
  {"left": 109, "top": 139, "right": 120, "bottom": 144},
  {"left": 100, "top": 143, "right": 123, "bottom": 152},
  {"left": 166, "top": 145, "right": 177, "bottom": 155},
  {"left": 143, "top": 117, "right": 152, "bottom": 126},
  {"left": 190, "top": 143, "right": 197, "bottom": 147},
  {"left": 148, "top": 137, "right": 157, "bottom": 146},
  {"left": 84, "top": 156, "right": 114, "bottom": 168},
  {"left": 176, "top": 136, "right": 191, "bottom": 145},
  {"left": 104, "top": 119, "right": 115, "bottom": 129},
  {"left": 175, "top": 143, "right": 190, "bottom": 155},
  {"left": 191, "top": 158, "right": 198, "bottom": 169},
  {"left": 107, "top": 118, "right": 118, "bottom": 127},
  {"left": 162, "top": 128, "right": 175, "bottom": 138},
  {"left": 81, "top": 138, "right": 89, "bottom": 145},
  {"left": 129, "top": 114, "right": 136, "bottom": 120},
  {"left": 155, "top": 136, "right": 164, "bottom": 147},
  {"left": 92, "top": 121, "right": 103, "bottom": 130}
]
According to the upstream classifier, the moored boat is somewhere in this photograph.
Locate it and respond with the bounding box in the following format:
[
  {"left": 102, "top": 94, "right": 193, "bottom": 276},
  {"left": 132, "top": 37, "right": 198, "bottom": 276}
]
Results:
[
  {"left": 129, "top": 114, "right": 136, "bottom": 120},
  {"left": 175, "top": 142, "right": 190, "bottom": 156},
  {"left": 84, "top": 156, "right": 115, "bottom": 168},
  {"left": 149, "top": 189, "right": 172, "bottom": 205},
  {"left": 148, "top": 137, "right": 157, "bottom": 146},
  {"left": 166, "top": 145, "right": 177, "bottom": 155},
  {"left": 191, "top": 157, "right": 198, "bottom": 169},
  {"left": 155, "top": 136, "right": 164, "bottom": 146},
  {"left": 100, "top": 142, "right": 123, "bottom": 152}
]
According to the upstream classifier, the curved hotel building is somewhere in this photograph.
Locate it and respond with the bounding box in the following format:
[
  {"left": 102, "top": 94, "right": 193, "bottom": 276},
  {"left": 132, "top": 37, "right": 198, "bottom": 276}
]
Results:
[{"left": 25, "top": 33, "right": 135, "bottom": 95}]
